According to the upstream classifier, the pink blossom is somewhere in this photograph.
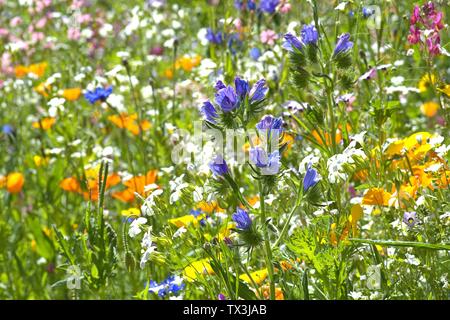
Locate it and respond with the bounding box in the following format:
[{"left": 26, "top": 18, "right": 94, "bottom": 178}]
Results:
[
  {"left": 10, "top": 17, "right": 22, "bottom": 27},
  {"left": 35, "top": 17, "right": 48, "bottom": 29},
  {"left": 31, "top": 32, "right": 45, "bottom": 43},
  {"left": 0, "top": 28, "right": 9, "bottom": 37},
  {"left": 410, "top": 5, "right": 420, "bottom": 24},
  {"left": 260, "top": 29, "right": 278, "bottom": 45},
  {"left": 77, "top": 14, "right": 92, "bottom": 24},
  {"left": 279, "top": 3, "right": 291, "bottom": 14},
  {"left": 68, "top": 28, "right": 81, "bottom": 40},
  {"left": 407, "top": 26, "right": 420, "bottom": 44}
]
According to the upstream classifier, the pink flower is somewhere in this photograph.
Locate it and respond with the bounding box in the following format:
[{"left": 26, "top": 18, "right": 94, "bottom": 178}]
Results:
[
  {"left": 68, "top": 28, "right": 81, "bottom": 40},
  {"left": 280, "top": 3, "right": 291, "bottom": 14},
  {"left": 410, "top": 5, "right": 420, "bottom": 24},
  {"left": 31, "top": 32, "right": 45, "bottom": 43},
  {"left": 35, "top": 17, "right": 48, "bottom": 29},
  {"left": 10, "top": 17, "right": 22, "bottom": 27},
  {"left": 407, "top": 26, "right": 420, "bottom": 44},
  {"left": 0, "top": 28, "right": 9, "bottom": 37},
  {"left": 260, "top": 29, "right": 278, "bottom": 45},
  {"left": 77, "top": 14, "right": 92, "bottom": 24},
  {"left": 70, "top": 0, "right": 85, "bottom": 9}
]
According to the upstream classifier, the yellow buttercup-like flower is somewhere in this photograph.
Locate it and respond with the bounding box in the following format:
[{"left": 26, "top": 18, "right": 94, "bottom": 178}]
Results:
[
  {"left": 239, "top": 268, "right": 268, "bottom": 286},
  {"left": 183, "top": 258, "right": 214, "bottom": 281},
  {"left": 418, "top": 73, "right": 436, "bottom": 92}
]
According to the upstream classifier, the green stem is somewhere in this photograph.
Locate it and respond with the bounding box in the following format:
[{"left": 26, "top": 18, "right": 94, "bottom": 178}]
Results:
[{"left": 258, "top": 180, "right": 275, "bottom": 300}]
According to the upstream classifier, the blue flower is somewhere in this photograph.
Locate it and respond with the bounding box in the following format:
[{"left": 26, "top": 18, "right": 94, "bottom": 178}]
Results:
[
  {"left": 214, "top": 80, "right": 226, "bottom": 91},
  {"left": 282, "top": 33, "right": 303, "bottom": 52},
  {"left": 235, "top": 0, "right": 256, "bottom": 10},
  {"left": 333, "top": 33, "right": 353, "bottom": 56},
  {"left": 249, "top": 47, "right": 261, "bottom": 60},
  {"left": 232, "top": 207, "right": 252, "bottom": 230},
  {"left": 301, "top": 24, "right": 319, "bottom": 45},
  {"left": 148, "top": 275, "right": 185, "bottom": 298},
  {"left": 256, "top": 115, "right": 283, "bottom": 131},
  {"left": 303, "top": 163, "right": 320, "bottom": 192},
  {"left": 201, "top": 101, "right": 218, "bottom": 123},
  {"left": 2, "top": 124, "right": 14, "bottom": 136},
  {"left": 250, "top": 147, "right": 280, "bottom": 174},
  {"left": 235, "top": 77, "right": 249, "bottom": 100},
  {"left": 249, "top": 79, "right": 268, "bottom": 103},
  {"left": 260, "top": 0, "right": 279, "bottom": 14},
  {"left": 206, "top": 28, "right": 223, "bottom": 44},
  {"left": 209, "top": 155, "right": 229, "bottom": 176},
  {"left": 227, "top": 33, "right": 242, "bottom": 55},
  {"left": 215, "top": 85, "right": 238, "bottom": 112},
  {"left": 84, "top": 86, "right": 113, "bottom": 104},
  {"left": 362, "top": 7, "right": 375, "bottom": 18}
]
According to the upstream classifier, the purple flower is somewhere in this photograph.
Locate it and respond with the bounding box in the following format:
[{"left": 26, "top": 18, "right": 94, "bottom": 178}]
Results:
[
  {"left": 260, "top": 0, "right": 279, "bottom": 14},
  {"left": 301, "top": 24, "right": 319, "bottom": 45},
  {"left": 235, "top": 77, "right": 249, "bottom": 100},
  {"left": 249, "top": 79, "right": 268, "bottom": 103},
  {"left": 403, "top": 211, "right": 418, "bottom": 228},
  {"left": 333, "top": 33, "right": 353, "bottom": 56},
  {"left": 84, "top": 86, "right": 113, "bottom": 104},
  {"left": 206, "top": 28, "right": 223, "bottom": 44},
  {"left": 282, "top": 33, "right": 303, "bottom": 52},
  {"left": 201, "top": 101, "right": 218, "bottom": 123},
  {"left": 209, "top": 155, "right": 229, "bottom": 176},
  {"left": 303, "top": 163, "right": 320, "bottom": 192},
  {"left": 232, "top": 207, "right": 252, "bottom": 230},
  {"left": 218, "top": 293, "right": 227, "bottom": 300},
  {"left": 256, "top": 115, "right": 283, "bottom": 131},
  {"left": 215, "top": 85, "right": 238, "bottom": 112}
]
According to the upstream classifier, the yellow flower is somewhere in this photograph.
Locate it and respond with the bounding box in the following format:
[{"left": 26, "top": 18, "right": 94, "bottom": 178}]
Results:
[
  {"left": 239, "top": 268, "right": 268, "bottom": 286},
  {"left": 418, "top": 73, "right": 436, "bottom": 92},
  {"left": 175, "top": 54, "right": 201, "bottom": 72},
  {"left": 348, "top": 204, "right": 363, "bottom": 236},
  {"left": 420, "top": 102, "right": 439, "bottom": 117},
  {"left": 183, "top": 258, "right": 214, "bottom": 281},
  {"left": 168, "top": 214, "right": 204, "bottom": 228},
  {"left": 437, "top": 84, "right": 450, "bottom": 97},
  {"left": 34, "top": 82, "right": 51, "bottom": 97},
  {"left": 121, "top": 208, "right": 141, "bottom": 217},
  {"left": 33, "top": 155, "right": 49, "bottom": 167}
]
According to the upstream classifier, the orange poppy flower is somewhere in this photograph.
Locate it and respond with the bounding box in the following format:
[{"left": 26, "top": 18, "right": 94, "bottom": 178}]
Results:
[
  {"left": 3, "top": 172, "right": 25, "bottom": 193},
  {"left": 362, "top": 188, "right": 391, "bottom": 206},
  {"left": 113, "top": 170, "right": 158, "bottom": 203},
  {"left": 62, "top": 88, "right": 82, "bottom": 101},
  {"left": 108, "top": 113, "right": 151, "bottom": 135},
  {"left": 32, "top": 117, "right": 56, "bottom": 130}
]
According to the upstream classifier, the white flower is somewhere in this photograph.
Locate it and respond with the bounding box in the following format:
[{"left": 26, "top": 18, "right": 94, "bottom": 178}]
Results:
[
  {"left": 173, "top": 226, "right": 187, "bottom": 239},
  {"left": 129, "top": 217, "right": 147, "bottom": 237},
  {"left": 405, "top": 253, "right": 420, "bottom": 266},
  {"left": 169, "top": 175, "right": 189, "bottom": 204},
  {"left": 140, "top": 189, "right": 163, "bottom": 216}
]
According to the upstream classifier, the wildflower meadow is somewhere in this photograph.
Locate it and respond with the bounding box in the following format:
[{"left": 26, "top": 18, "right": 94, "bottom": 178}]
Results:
[{"left": 1, "top": 0, "right": 450, "bottom": 301}]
